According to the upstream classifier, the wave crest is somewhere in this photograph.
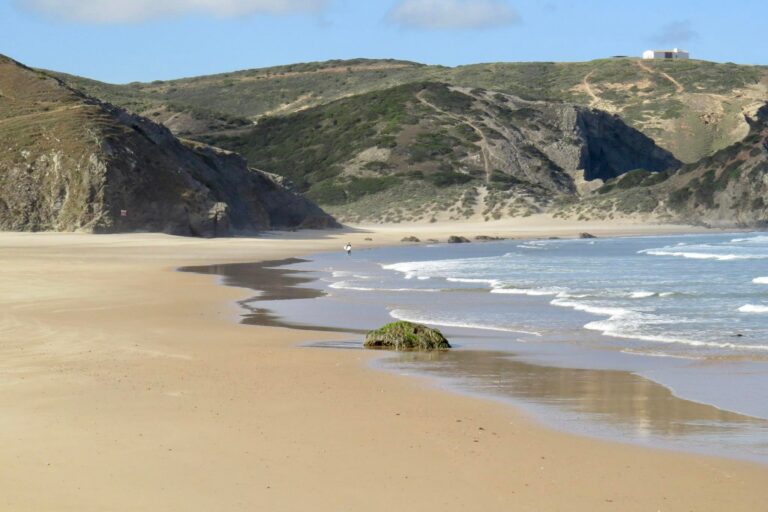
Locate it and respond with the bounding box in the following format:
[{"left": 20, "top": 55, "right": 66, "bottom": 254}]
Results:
[{"left": 738, "top": 304, "right": 768, "bottom": 314}]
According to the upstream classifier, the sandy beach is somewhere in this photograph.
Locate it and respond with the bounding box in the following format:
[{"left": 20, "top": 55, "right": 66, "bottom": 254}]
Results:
[{"left": 2, "top": 218, "right": 767, "bottom": 511}]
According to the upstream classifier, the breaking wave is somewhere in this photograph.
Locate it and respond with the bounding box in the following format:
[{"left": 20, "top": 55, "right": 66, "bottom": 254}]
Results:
[
  {"left": 640, "top": 249, "right": 768, "bottom": 261},
  {"left": 738, "top": 304, "right": 768, "bottom": 314},
  {"left": 389, "top": 309, "right": 542, "bottom": 337}
]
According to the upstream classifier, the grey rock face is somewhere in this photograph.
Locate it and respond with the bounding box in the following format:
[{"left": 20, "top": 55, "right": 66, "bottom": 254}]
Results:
[
  {"left": 0, "top": 55, "right": 338, "bottom": 236},
  {"left": 575, "top": 108, "right": 681, "bottom": 181}
]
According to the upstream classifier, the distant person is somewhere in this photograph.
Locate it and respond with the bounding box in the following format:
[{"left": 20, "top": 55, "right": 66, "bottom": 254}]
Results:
[{"left": 344, "top": 242, "right": 352, "bottom": 256}]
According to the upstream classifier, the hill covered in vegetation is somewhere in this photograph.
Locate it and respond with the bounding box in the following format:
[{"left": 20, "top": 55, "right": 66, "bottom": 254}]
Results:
[
  {"left": 197, "top": 82, "right": 679, "bottom": 223},
  {"left": 22, "top": 55, "right": 768, "bottom": 228},
  {"left": 52, "top": 58, "right": 768, "bottom": 164},
  {"left": 562, "top": 105, "right": 768, "bottom": 227},
  {"left": 0, "top": 55, "right": 336, "bottom": 235}
]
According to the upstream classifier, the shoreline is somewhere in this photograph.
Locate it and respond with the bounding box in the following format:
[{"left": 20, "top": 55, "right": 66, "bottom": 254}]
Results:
[
  {"left": 1, "top": 224, "right": 768, "bottom": 510},
  {"left": 184, "top": 251, "right": 768, "bottom": 465}
]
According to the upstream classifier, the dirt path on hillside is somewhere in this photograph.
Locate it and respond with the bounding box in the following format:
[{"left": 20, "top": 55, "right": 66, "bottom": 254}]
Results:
[
  {"left": 636, "top": 60, "right": 685, "bottom": 93},
  {"left": 416, "top": 90, "right": 492, "bottom": 182},
  {"left": 582, "top": 70, "right": 601, "bottom": 107},
  {"left": 260, "top": 93, "right": 315, "bottom": 118},
  {"left": 579, "top": 70, "right": 621, "bottom": 113}
]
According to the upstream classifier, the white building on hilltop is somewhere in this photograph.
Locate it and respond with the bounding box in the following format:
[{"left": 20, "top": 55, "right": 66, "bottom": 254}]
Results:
[{"left": 643, "top": 48, "right": 690, "bottom": 60}]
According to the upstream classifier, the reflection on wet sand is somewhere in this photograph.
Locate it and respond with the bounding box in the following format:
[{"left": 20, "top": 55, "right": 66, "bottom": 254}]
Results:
[
  {"left": 181, "top": 259, "right": 366, "bottom": 333},
  {"left": 386, "top": 350, "right": 768, "bottom": 444},
  {"left": 183, "top": 260, "right": 768, "bottom": 461}
]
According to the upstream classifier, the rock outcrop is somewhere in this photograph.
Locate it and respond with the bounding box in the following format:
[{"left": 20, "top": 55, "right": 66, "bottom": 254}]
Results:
[
  {"left": 0, "top": 55, "right": 337, "bottom": 236},
  {"left": 575, "top": 108, "right": 681, "bottom": 181},
  {"left": 575, "top": 104, "right": 768, "bottom": 227},
  {"left": 657, "top": 104, "right": 768, "bottom": 227},
  {"left": 364, "top": 321, "right": 451, "bottom": 351},
  {"left": 197, "top": 82, "right": 680, "bottom": 223}
]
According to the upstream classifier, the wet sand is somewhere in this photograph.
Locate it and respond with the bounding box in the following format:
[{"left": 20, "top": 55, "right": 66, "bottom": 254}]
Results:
[
  {"left": 1, "top": 226, "right": 767, "bottom": 511},
  {"left": 386, "top": 351, "right": 768, "bottom": 456},
  {"left": 180, "top": 259, "right": 366, "bottom": 333},
  {"left": 186, "top": 259, "right": 768, "bottom": 462}
]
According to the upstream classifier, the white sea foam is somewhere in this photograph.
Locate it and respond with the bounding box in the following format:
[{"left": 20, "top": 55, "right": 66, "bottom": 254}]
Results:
[
  {"left": 383, "top": 259, "right": 504, "bottom": 285},
  {"left": 640, "top": 249, "right": 768, "bottom": 261},
  {"left": 401, "top": 272, "right": 431, "bottom": 281},
  {"left": 389, "top": 309, "right": 542, "bottom": 337},
  {"left": 329, "top": 281, "right": 439, "bottom": 293},
  {"left": 738, "top": 304, "right": 768, "bottom": 314},
  {"left": 753, "top": 277, "right": 768, "bottom": 284},
  {"left": 555, "top": 291, "right": 590, "bottom": 299},
  {"left": 332, "top": 271, "right": 370, "bottom": 280},
  {"left": 491, "top": 287, "right": 562, "bottom": 297},
  {"left": 446, "top": 277, "right": 501, "bottom": 287},
  {"left": 619, "top": 349, "right": 703, "bottom": 360},
  {"left": 629, "top": 291, "right": 656, "bottom": 299},
  {"left": 552, "top": 297, "right": 768, "bottom": 351},
  {"left": 550, "top": 298, "right": 631, "bottom": 318},
  {"left": 731, "top": 235, "right": 768, "bottom": 244}
]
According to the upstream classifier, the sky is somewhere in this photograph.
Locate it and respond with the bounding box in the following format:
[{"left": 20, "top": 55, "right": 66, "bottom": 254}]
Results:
[{"left": 0, "top": 0, "right": 765, "bottom": 84}]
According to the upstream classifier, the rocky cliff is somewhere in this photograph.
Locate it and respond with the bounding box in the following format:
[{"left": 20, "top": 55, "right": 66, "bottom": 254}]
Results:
[
  {"left": 561, "top": 104, "right": 768, "bottom": 227},
  {"left": 658, "top": 104, "right": 768, "bottom": 226},
  {"left": 0, "top": 55, "right": 336, "bottom": 235},
  {"left": 201, "top": 82, "right": 679, "bottom": 223}
]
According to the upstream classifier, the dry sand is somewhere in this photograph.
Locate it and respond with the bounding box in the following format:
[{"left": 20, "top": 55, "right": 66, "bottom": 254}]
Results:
[{"left": 1, "top": 218, "right": 766, "bottom": 511}]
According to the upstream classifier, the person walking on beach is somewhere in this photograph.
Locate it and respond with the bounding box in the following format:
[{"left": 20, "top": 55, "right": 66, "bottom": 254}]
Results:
[{"left": 344, "top": 242, "right": 352, "bottom": 256}]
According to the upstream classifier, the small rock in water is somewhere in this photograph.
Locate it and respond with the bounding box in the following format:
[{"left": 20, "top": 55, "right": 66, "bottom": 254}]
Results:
[
  {"left": 579, "top": 232, "right": 597, "bottom": 239},
  {"left": 401, "top": 236, "right": 421, "bottom": 243},
  {"left": 447, "top": 235, "right": 471, "bottom": 244},
  {"left": 364, "top": 321, "right": 451, "bottom": 351}
]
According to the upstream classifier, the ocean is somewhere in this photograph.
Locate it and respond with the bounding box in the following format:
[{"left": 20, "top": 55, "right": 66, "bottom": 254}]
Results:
[{"left": 191, "top": 232, "right": 768, "bottom": 462}]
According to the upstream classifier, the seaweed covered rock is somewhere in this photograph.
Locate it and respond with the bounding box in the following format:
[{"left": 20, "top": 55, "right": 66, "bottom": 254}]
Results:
[
  {"left": 447, "top": 236, "right": 471, "bottom": 244},
  {"left": 364, "top": 321, "right": 451, "bottom": 351}
]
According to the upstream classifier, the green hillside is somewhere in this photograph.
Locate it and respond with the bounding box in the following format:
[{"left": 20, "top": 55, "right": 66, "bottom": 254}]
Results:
[
  {"left": 198, "top": 81, "right": 679, "bottom": 223},
  {"left": 0, "top": 54, "right": 335, "bottom": 235},
  {"left": 51, "top": 58, "right": 768, "bottom": 163},
  {"left": 561, "top": 105, "right": 768, "bottom": 226},
  {"left": 35, "top": 56, "right": 768, "bottom": 227}
]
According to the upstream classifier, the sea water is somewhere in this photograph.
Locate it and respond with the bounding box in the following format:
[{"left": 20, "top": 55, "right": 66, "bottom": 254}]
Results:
[{"left": 238, "top": 232, "right": 768, "bottom": 461}]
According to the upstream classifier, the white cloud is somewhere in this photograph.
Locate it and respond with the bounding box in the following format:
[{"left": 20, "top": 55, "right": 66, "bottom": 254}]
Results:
[
  {"left": 651, "top": 20, "right": 698, "bottom": 45},
  {"left": 16, "top": 0, "right": 329, "bottom": 23},
  {"left": 387, "top": 0, "right": 521, "bottom": 30}
]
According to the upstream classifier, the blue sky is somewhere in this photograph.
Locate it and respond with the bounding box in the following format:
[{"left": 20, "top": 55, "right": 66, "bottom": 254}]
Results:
[{"left": 0, "top": 0, "right": 764, "bottom": 83}]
